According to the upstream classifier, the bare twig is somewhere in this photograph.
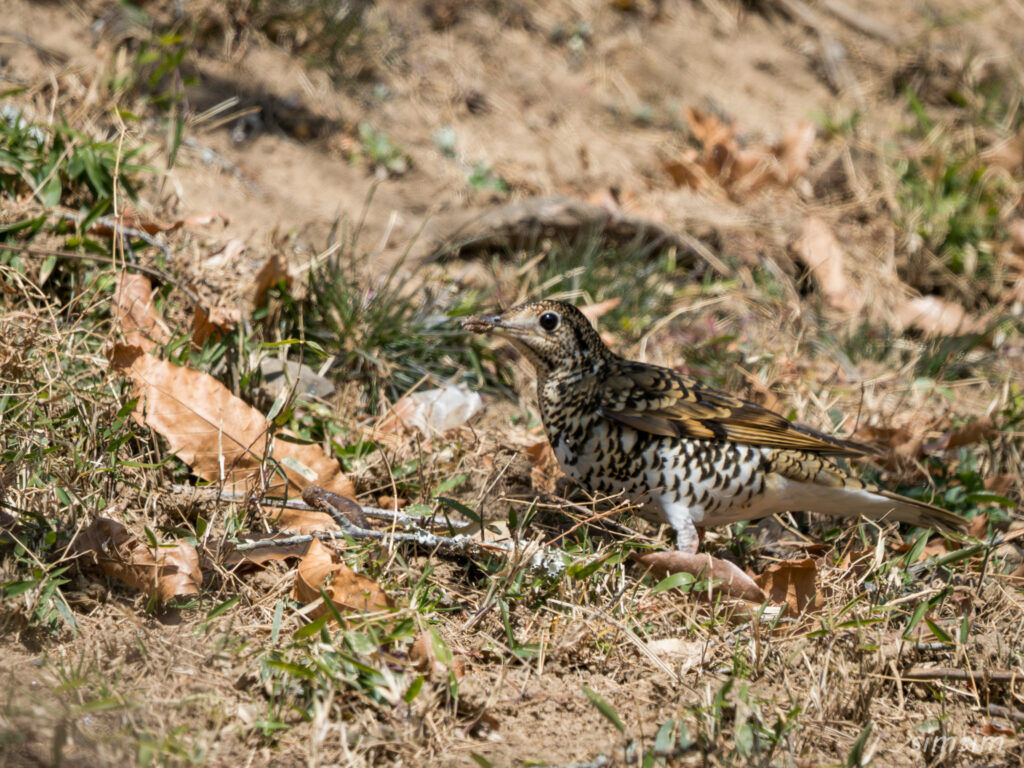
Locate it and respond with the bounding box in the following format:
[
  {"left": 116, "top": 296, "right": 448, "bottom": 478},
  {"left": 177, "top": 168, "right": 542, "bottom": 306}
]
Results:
[
  {"left": 54, "top": 210, "right": 173, "bottom": 262},
  {"left": 231, "top": 531, "right": 352, "bottom": 552},
  {"left": 985, "top": 704, "right": 1024, "bottom": 724},
  {"left": 901, "top": 667, "right": 1022, "bottom": 685},
  {"left": 168, "top": 483, "right": 451, "bottom": 529},
  {"left": 300, "top": 485, "right": 568, "bottom": 576}
]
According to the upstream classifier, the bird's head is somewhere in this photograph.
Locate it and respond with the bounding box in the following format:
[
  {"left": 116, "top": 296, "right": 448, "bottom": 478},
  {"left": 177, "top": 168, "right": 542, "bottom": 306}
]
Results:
[{"left": 461, "top": 300, "right": 611, "bottom": 378}]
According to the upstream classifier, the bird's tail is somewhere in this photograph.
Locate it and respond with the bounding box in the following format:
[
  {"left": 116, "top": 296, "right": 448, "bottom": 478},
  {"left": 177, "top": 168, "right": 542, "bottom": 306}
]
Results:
[
  {"left": 870, "top": 489, "right": 968, "bottom": 534},
  {"left": 766, "top": 452, "right": 968, "bottom": 534},
  {"left": 752, "top": 477, "right": 969, "bottom": 534}
]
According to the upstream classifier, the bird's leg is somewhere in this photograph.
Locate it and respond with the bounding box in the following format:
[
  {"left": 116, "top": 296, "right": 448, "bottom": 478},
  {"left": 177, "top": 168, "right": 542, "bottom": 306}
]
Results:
[{"left": 673, "top": 516, "right": 701, "bottom": 554}]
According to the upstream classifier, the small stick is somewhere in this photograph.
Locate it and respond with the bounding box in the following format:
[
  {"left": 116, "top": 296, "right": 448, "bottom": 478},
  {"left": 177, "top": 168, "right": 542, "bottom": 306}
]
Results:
[
  {"left": 985, "top": 704, "right": 1024, "bottom": 724},
  {"left": 167, "top": 483, "right": 449, "bottom": 529},
  {"left": 54, "top": 211, "right": 174, "bottom": 263},
  {"left": 901, "top": 667, "right": 1022, "bottom": 685},
  {"left": 231, "top": 531, "right": 351, "bottom": 552},
  {"left": 304, "top": 485, "right": 569, "bottom": 576}
]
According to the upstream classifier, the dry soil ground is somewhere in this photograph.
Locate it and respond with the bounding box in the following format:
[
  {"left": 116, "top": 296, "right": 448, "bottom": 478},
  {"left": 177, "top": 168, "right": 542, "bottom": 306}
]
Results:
[{"left": 2, "top": 1, "right": 1024, "bottom": 767}]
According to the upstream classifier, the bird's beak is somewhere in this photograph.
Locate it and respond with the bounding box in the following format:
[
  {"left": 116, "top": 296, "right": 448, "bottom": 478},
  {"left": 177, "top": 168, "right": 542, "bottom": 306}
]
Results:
[
  {"left": 462, "top": 312, "right": 539, "bottom": 343},
  {"left": 460, "top": 314, "right": 504, "bottom": 334}
]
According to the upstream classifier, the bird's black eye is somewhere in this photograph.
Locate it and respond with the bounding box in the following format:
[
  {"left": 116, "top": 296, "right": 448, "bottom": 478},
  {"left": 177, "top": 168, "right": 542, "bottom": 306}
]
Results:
[{"left": 539, "top": 311, "right": 560, "bottom": 331}]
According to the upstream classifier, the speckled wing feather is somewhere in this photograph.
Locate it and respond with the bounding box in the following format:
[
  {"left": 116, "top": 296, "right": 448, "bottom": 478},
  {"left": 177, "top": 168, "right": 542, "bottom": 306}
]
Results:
[{"left": 597, "top": 361, "right": 868, "bottom": 456}]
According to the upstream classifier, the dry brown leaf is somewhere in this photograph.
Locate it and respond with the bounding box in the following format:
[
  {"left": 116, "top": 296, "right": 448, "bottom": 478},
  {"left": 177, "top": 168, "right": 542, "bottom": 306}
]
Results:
[
  {"left": 90, "top": 206, "right": 228, "bottom": 237},
  {"left": 664, "top": 109, "right": 815, "bottom": 198},
  {"left": 754, "top": 557, "right": 819, "bottom": 615},
  {"left": 792, "top": 217, "right": 863, "bottom": 312},
  {"left": 108, "top": 344, "right": 354, "bottom": 508},
  {"left": 113, "top": 273, "right": 171, "bottom": 351},
  {"left": 918, "top": 537, "right": 951, "bottom": 561},
  {"left": 837, "top": 546, "right": 874, "bottom": 573},
  {"left": 981, "top": 722, "right": 1017, "bottom": 738},
  {"left": 410, "top": 632, "right": 447, "bottom": 676},
  {"left": 74, "top": 517, "right": 201, "bottom": 602},
  {"left": 204, "top": 238, "right": 248, "bottom": 269},
  {"left": 525, "top": 440, "right": 561, "bottom": 494},
  {"left": 410, "top": 631, "right": 467, "bottom": 679},
  {"left": 192, "top": 303, "right": 241, "bottom": 348},
  {"left": 292, "top": 538, "right": 391, "bottom": 620},
  {"left": 661, "top": 156, "right": 709, "bottom": 191},
  {"left": 776, "top": 121, "right": 816, "bottom": 183},
  {"left": 923, "top": 416, "right": 996, "bottom": 454},
  {"left": 851, "top": 423, "right": 927, "bottom": 464},
  {"left": 893, "top": 295, "right": 978, "bottom": 337},
  {"left": 967, "top": 513, "right": 989, "bottom": 540},
  {"left": 252, "top": 253, "right": 292, "bottom": 308},
  {"left": 984, "top": 474, "right": 1015, "bottom": 495},
  {"left": 375, "top": 396, "right": 420, "bottom": 435},
  {"left": 579, "top": 297, "right": 622, "bottom": 324},
  {"left": 633, "top": 550, "right": 766, "bottom": 603}
]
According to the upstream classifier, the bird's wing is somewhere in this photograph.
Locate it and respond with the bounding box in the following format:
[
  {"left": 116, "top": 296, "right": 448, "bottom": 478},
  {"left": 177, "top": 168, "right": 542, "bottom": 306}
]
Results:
[{"left": 597, "top": 361, "right": 868, "bottom": 456}]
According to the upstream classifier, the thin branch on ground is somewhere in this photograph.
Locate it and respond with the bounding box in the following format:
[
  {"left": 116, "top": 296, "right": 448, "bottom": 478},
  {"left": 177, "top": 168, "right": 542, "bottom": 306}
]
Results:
[
  {"left": 54, "top": 210, "right": 173, "bottom": 262},
  {"left": 985, "top": 704, "right": 1024, "bottom": 724},
  {"left": 901, "top": 667, "right": 1022, "bottom": 684}
]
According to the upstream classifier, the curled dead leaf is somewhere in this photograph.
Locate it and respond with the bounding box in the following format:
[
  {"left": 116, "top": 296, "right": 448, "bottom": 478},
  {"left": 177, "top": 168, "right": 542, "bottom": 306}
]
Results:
[
  {"left": 192, "top": 303, "right": 241, "bottom": 348},
  {"left": 754, "top": 557, "right": 819, "bottom": 615},
  {"left": 632, "top": 550, "right": 766, "bottom": 603},
  {"left": 792, "top": 217, "right": 863, "bottom": 312},
  {"left": 293, "top": 538, "right": 391, "bottom": 621},
  {"left": 410, "top": 630, "right": 466, "bottom": 679},
  {"left": 851, "top": 423, "right": 924, "bottom": 463},
  {"left": 918, "top": 537, "right": 952, "bottom": 561},
  {"left": 74, "top": 517, "right": 201, "bottom": 602},
  {"left": 252, "top": 253, "right": 292, "bottom": 308},
  {"left": 579, "top": 297, "right": 622, "bottom": 324},
  {"left": 923, "top": 417, "right": 996, "bottom": 455},
  {"left": 410, "top": 632, "right": 446, "bottom": 676},
  {"left": 204, "top": 238, "right": 247, "bottom": 269},
  {"left": 113, "top": 273, "right": 171, "bottom": 351},
  {"left": 893, "top": 295, "right": 979, "bottom": 338},
  {"left": 107, "top": 344, "right": 355, "bottom": 511},
  {"left": 525, "top": 440, "right": 561, "bottom": 494},
  {"left": 89, "top": 206, "right": 228, "bottom": 237},
  {"left": 664, "top": 109, "right": 816, "bottom": 198}
]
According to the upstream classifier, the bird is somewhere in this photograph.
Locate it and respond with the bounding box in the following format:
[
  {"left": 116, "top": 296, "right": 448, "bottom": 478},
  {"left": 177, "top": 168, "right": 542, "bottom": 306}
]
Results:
[{"left": 462, "top": 299, "right": 968, "bottom": 552}]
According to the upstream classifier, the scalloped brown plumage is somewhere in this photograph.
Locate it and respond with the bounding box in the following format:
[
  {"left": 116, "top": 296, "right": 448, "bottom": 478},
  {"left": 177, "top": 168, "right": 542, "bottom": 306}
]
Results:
[{"left": 598, "top": 360, "right": 869, "bottom": 455}]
